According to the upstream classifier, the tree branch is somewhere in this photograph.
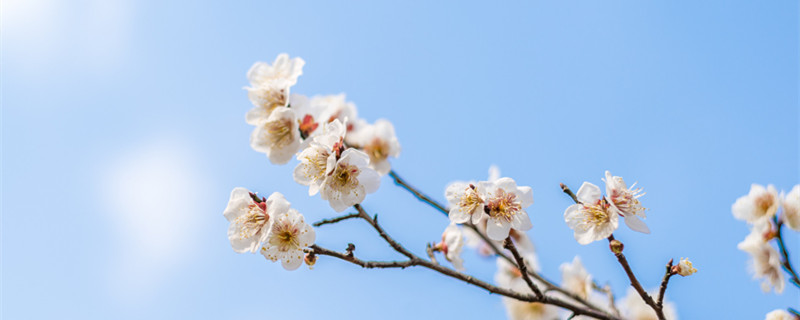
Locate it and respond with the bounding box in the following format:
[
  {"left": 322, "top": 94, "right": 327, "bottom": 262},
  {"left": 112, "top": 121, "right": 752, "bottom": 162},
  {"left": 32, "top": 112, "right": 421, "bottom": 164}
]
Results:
[
  {"left": 504, "top": 236, "right": 544, "bottom": 298},
  {"left": 313, "top": 212, "right": 361, "bottom": 227},
  {"left": 388, "top": 170, "right": 449, "bottom": 215},
  {"left": 607, "top": 235, "right": 664, "bottom": 320},
  {"left": 657, "top": 259, "right": 675, "bottom": 308},
  {"left": 774, "top": 215, "right": 800, "bottom": 288},
  {"left": 313, "top": 204, "right": 620, "bottom": 320}
]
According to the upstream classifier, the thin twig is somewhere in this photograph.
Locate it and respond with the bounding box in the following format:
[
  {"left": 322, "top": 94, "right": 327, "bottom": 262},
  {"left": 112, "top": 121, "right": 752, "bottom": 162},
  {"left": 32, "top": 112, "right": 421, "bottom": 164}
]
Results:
[
  {"left": 774, "top": 216, "right": 800, "bottom": 288},
  {"left": 313, "top": 212, "right": 361, "bottom": 227},
  {"left": 354, "top": 204, "right": 416, "bottom": 259},
  {"left": 504, "top": 237, "right": 544, "bottom": 298},
  {"left": 310, "top": 244, "right": 418, "bottom": 269},
  {"left": 607, "top": 235, "right": 664, "bottom": 320},
  {"left": 657, "top": 259, "right": 675, "bottom": 308},
  {"left": 388, "top": 170, "right": 449, "bottom": 215},
  {"left": 560, "top": 183, "right": 581, "bottom": 204}
]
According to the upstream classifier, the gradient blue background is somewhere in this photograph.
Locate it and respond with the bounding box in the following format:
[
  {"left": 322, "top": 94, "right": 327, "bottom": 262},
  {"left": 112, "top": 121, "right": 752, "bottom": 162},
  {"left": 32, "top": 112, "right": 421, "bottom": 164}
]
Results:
[{"left": 3, "top": 1, "right": 798, "bottom": 319}]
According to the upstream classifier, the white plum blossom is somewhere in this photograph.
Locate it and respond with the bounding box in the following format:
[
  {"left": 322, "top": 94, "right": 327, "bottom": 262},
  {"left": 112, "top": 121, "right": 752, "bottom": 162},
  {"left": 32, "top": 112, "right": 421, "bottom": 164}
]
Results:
[
  {"left": 732, "top": 184, "right": 781, "bottom": 224},
  {"left": 446, "top": 181, "right": 488, "bottom": 225},
  {"left": 620, "top": 288, "right": 678, "bottom": 320},
  {"left": 738, "top": 220, "right": 785, "bottom": 293},
  {"left": 765, "top": 309, "right": 795, "bottom": 320},
  {"left": 250, "top": 107, "right": 301, "bottom": 165},
  {"left": 781, "top": 185, "right": 800, "bottom": 231},
  {"left": 356, "top": 119, "right": 401, "bottom": 175},
  {"left": 313, "top": 94, "right": 361, "bottom": 136},
  {"left": 564, "top": 182, "right": 619, "bottom": 245},
  {"left": 223, "top": 188, "right": 289, "bottom": 253},
  {"left": 245, "top": 54, "right": 305, "bottom": 125},
  {"left": 293, "top": 120, "right": 346, "bottom": 195},
  {"left": 604, "top": 170, "right": 649, "bottom": 234},
  {"left": 559, "top": 256, "right": 593, "bottom": 300},
  {"left": 675, "top": 257, "right": 697, "bottom": 277},
  {"left": 320, "top": 148, "right": 381, "bottom": 212},
  {"left": 437, "top": 223, "right": 465, "bottom": 270},
  {"left": 261, "top": 208, "right": 316, "bottom": 271},
  {"left": 483, "top": 178, "right": 534, "bottom": 241}
]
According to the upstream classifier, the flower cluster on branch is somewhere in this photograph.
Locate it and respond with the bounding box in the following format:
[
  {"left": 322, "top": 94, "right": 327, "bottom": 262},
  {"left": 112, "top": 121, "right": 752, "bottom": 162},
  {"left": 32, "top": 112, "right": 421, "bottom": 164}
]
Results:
[{"left": 222, "top": 53, "right": 718, "bottom": 320}]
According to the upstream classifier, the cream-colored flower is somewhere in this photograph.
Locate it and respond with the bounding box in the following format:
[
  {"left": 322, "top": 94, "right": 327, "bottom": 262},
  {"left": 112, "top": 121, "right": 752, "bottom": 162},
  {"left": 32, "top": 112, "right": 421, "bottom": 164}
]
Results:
[
  {"left": 356, "top": 119, "right": 400, "bottom": 175},
  {"left": 483, "top": 178, "right": 534, "bottom": 241},
  {"left": 732, "top": 184, "right": 780, "bottom": 224},
  {"left": 250, "top": 107, "right": 301, "bottom": 164},
  {"left": 564, "top": 182, "right": 619, "bottom": 245},
  {"left": 738, "top": 220, "right": 785, "bottom": 293},
  {"left": 603, "top": 170, "right": 649, "bottom": 234},
  {"left": 781, "top": 185, "right": 800, "bottom": 231},
  {"left": 245, "top": 54, "right": 305, "bottom": 124},
  {"left": 293, "top": 120, "right": 346, "bottom": 195},
  {"left": 446, "top": 181, "right": 488, "bottom": 225},
  {"left": 319, "top": 148, "right": 381, "bottom": 212},
  {"left": 260, "top": 208, "right": 315, "bottom": 271},
  {"left": 619, "top": 288, "right": 678, "bottom": 320},
  {"left": 675, "top": 257, "right": 697, "bottom": 277},
  {"left": 560, "top": 256, "right": 593, "bottom": 300},
  {"left": 765, "top": 309, "right": 795, "bottom": 320},
  {"left": 438, "top": 223, "right": 465, "bottom": 270},
  {"left": 223, "top": 188, "right": 289, "bottom": 253}
]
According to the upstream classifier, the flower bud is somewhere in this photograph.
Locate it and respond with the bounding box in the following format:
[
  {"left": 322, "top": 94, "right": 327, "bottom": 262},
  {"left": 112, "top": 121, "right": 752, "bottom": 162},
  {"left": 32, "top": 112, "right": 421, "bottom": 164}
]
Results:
[
  {"left": 674, "top": 257, "right": 697, "bottom": 277},
  {"left": 609, "top": 239, "right": 624, "bottom": 254},
  {"left": 304, "top": 252, "right": 317, "bottom": 269}
]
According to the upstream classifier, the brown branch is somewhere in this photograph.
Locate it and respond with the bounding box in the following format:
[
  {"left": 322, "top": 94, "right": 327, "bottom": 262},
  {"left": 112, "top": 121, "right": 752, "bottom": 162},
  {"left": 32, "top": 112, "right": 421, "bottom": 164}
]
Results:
[
  {"left": 607, "top": 235, "right": 664, "bottom": 320},
  {"left": 313, "top": 212, "right": 361, "bottom": 227},
  {"left": 388, "top": 170, "right": 449, "bottom": 215},
  {"left": 310, "top": 244, "right": 419, "bottom": 269},
  {"left": 657, "top": 259, "right": 675, "bottom": 308},
  {"left": 388, "top": 170, "right": 614, "bottom": 317},
  {"left": 774, "top": 216, "right": 800, "bottom": 288},
  {"left": 504, "top": 237, "right": 544, "bottom": 298},
  {"left": 560, "top": 183, "right": 581, "bottom": 204},
  {"left": 354, "top": 204, "right": 417, "bottom": 259}
]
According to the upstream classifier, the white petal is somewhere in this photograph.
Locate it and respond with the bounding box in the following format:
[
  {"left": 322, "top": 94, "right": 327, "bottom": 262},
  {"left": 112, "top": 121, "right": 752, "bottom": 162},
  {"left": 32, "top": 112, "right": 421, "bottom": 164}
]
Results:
[
  {"left": 516, "top": 186, "right": 534, "bottom": 208},
  {"left": 281, "top": 253, "right": 304, "bottom": 271},
  {"left": 486, "top": 218, "right": 512, "bottom": 241},
  {"left": 494, "top": 177, "right": 518, "bottom": 192},
  {"left": 624, "top": 215, "right": 650, "bottom": 234},
  {"left": 510, "top": 210, "right": 533, "bottom": 231},
  {"left": 359, "top": 168, "right": 381, "bottom": 194},
  {"left": 449, "top": 207, "right": 471, "bottom": 224},
  {"left": 445, "top": 182, "right": 469, "bottom": 205},
  {"left": 266, "top": 192, "right": 291, "bottom": 216},
  {"left": 575, "top": 182, "right": 602, "bottom": 203}
]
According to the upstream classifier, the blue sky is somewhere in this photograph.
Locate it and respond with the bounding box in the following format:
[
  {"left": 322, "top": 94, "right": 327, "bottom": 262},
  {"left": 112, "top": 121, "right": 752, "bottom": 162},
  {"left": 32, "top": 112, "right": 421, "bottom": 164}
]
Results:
[{"left": 2, "top": 1, "right": 797, "bottom": 319}]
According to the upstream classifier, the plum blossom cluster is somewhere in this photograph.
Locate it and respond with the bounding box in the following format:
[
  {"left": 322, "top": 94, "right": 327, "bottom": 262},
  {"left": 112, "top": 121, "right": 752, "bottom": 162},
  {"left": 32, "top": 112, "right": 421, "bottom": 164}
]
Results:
[
  {"left": 245, "top": 54, "right": 400, "bottom": 212},
  {"left": 224, "top": 54, "right": 708, "bottom": 320},
  {"left": 223, "top": 188, "right": 315, "bottom": 270},
  {"left": 445, "top": 173, "right": 534, "bottom": 241},
  {"left": 732, "top": 184, "right": 800, "bottom": 294},
  {"left": 564, "top": 171, "right": 650, "bottom": 245}
]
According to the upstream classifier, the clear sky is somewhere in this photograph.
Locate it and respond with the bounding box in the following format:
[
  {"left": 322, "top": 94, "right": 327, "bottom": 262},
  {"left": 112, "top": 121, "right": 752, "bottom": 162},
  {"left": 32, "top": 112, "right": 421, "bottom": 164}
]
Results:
[{"left": 2, "top": 1, "right": 798, "bottom": 319}]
